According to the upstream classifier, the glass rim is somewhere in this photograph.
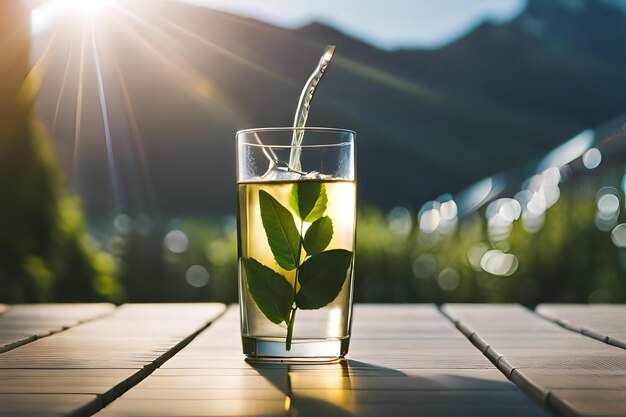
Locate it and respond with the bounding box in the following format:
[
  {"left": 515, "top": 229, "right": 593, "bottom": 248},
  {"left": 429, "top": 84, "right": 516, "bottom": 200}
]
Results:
[
  {"left": 240, "top": 141, "right": 352, "bottom": 149},
  {"left": 236, "top": 126, "right": 357, "bottom": 136}
]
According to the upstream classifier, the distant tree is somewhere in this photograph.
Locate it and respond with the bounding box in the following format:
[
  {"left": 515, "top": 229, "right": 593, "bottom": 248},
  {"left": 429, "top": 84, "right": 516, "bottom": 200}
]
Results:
[{"left": 0, "top": 0, "right": 123, "bottom": 302}]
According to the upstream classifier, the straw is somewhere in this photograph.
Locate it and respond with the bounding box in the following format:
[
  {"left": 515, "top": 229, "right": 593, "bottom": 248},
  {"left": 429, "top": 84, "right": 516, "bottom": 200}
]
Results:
[{"left": 288, "top": 45, "right": 336, "bottom": 171}]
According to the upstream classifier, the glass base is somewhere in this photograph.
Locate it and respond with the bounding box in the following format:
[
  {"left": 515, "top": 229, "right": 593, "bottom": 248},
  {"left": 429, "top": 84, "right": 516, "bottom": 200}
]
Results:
[{"left": 242, "top": 336, "right": 350, "bottom": 362}]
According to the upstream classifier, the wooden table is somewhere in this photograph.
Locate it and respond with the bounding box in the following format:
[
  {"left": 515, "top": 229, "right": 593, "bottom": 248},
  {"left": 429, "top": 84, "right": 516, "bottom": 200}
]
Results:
[{"left": 0, "top": 304, "right": 623, "bottom": 417}]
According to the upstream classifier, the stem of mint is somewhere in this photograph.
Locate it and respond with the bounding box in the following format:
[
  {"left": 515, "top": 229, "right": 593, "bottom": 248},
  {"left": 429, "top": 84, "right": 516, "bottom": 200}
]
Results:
[
  {"left": 286, "top": 219, "right": 305, "bottom": 350},
  {"left": 286, "top": 307, "right": 296, "bottom": 351}
]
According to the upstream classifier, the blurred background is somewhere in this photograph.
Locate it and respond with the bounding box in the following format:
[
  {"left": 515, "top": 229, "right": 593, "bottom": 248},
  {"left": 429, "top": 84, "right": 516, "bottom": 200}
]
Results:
[{"left": 2, "top": 0, "right": 626, "bottom": 305}]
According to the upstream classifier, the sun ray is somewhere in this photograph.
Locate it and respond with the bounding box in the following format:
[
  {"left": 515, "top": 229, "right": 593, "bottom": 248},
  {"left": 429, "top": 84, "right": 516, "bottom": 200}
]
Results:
[
  {"left": 184, "top": 5, "right": 298, "bottom": 43},
  {"left": 72, "top": 27, "right": 86, "bottom": 175},
  {"left": 113, "top": 16, "right": 202, "bottom": 99},
  {"left": 112, "top": 8, "right": 253, "bottom": 125},
  {"left": 52, "top": 38, "right": 74, "bottom": 130},
  {"left": 91, "top": 25, "right": 121, "bottom": 212},
  {"left": 149, "top": 11, "right": 293, "bottom": 86},
  {"left": 111, "top": 56, "right": 159, "bottom": 214},
  {"left": 113, "top": 8, "right": 240, "bottom": 97},
  {"left": 115, "top": 16, "right": 237, "bottom": 120},
  {"left": 334, "top": 55, "right": 441, "bottom": 101},
  {"left": 19, "top": 26, "right": 60, "bottom": 107}
]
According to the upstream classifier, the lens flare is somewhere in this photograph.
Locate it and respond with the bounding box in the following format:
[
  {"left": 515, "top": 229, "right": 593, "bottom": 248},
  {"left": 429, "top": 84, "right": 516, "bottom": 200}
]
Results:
[
  {"left": 32, "top": 0, "right": 118, "bottom": 35},
  {"left": 59, "top": 0, "right": 117, "bottom": 16}
]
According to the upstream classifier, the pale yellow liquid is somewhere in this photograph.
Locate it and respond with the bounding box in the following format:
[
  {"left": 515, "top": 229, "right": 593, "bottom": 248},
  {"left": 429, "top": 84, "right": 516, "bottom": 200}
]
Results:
[{"left": 238, "top": 180, "right": 356, "bottom": 355}]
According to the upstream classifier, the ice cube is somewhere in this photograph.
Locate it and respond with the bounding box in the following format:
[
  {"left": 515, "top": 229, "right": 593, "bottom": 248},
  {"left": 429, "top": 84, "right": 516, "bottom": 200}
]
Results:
[
  {"left": 259, "top": 163, "right": 303, "bottom": 181},
  {"left": 302, "top": 170, "right": 333, "bottom": 180},
  {"left": 303, "top": 170, "right": 321, "bottom": 179},
  {"left": 257, "top": 164, "right": 333, "bottom": 182}
]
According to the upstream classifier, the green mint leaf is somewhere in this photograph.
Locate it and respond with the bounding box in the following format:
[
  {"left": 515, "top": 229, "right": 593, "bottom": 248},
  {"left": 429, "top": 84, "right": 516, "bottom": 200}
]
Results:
[
  {"left": 303, "top": 216, "right": 333, "bottom": 256},
  {"left": 289, "top": 182, "right": 328, "bottom": 222},
  {"left": 295, "top": 249, "right": 353, "bottom": 310},
  {"left": 242, "top": 257, "right": 293, "bottom": 324},
  {"left": 259, "top": 190, "right": 301, "bottom": 271}
]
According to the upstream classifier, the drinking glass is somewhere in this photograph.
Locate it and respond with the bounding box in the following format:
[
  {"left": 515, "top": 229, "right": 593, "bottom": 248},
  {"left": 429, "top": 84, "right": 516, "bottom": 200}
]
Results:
[{"left": 236, "top": 127, "right": 356, "bottom": 360}]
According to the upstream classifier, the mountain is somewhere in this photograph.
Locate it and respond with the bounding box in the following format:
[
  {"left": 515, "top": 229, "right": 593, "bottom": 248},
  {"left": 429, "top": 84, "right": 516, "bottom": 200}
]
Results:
[{"left": 32, "top": 0, "right": 626, "bottom": 218}]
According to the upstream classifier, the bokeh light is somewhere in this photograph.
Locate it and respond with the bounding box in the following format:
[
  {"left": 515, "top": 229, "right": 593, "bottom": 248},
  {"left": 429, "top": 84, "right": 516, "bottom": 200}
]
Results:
[
  {"left": 387, "top": 207, "right": 413, "bottom": 238},
  {"left": 164, "top": 229, "right": 189, "bottom": 253},
  {"left": 185, "top": 264, "right": 210, "bottom": 287},
  {"left": 582, "top": 148, "right": 602, "bottom": 170},
  {"left": 437, "top": 267, "right": 459, "bottom": 291},
  {"left": 411, "top": 254, "right": 436, "bottom": 280},
  {"left": 480, "top": 250, "right": 518, "bottom": 276},
  {"left": 611, "top": 224, "right": 626, "bottom": 248}
]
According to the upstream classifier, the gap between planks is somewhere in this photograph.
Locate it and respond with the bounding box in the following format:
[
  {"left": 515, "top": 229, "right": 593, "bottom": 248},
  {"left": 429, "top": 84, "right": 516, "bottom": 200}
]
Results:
[
  {"left": 90, "top": 305, "right": 229, "bottom": 412},
  {"left": 438, "top": 305, "right": 565, "bottom": 417},
  {"left": 536, "top": 304, "right": 626, "bottom": 350},
  {"left": 0, "top": 304, "right": 227, "bottom": 417}
]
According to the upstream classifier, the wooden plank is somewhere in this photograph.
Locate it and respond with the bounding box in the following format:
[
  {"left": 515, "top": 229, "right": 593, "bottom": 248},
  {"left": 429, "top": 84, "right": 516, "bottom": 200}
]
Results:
[
  {"left": 549, "top": 389, "right": 626, "bottom": 417},
  {"left": 442, "top": 304, "right": 626, "bottom": 416},
  {"left": 537, "top": 304, "right": 626, "bottom": 349},
  {"left": 0, "top": 393, "right": 101, "bottom": 417},
  {"left": 96, "top": 305, "right": 550, "bottom": 417},
  {"left": 0, "top": 303, "right": 225, "bottom": 416},
  {"left": 0, "top": 303, "right": 115, "bottom": 353},
  {"left": 0, "top": 369, "right": 137, "bottom": 404}
]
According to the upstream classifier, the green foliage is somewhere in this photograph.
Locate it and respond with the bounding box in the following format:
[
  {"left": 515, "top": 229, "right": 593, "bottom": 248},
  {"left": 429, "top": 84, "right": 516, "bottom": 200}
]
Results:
[
  {"left": 0, "top": 1, "right": 122, "bottom": 303},
  {"left": 0, "top": 121, "right": 123, "bottom": 303},
  {"left": 351, "top": 181, "right": 626, "bottom": 305},
  {"left": 353, "top": 208, "right": 414, "bottom": 302},
  {"left": 92, "top": 175, "right": 625, "bottom": 307},
  {"left": 125, "top": 217, "right": 238, "bottom": 303}
]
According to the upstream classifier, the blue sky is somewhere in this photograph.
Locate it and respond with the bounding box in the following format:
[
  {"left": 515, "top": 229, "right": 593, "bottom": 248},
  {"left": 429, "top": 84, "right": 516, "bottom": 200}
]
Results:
[{"left": 187, "top": 0, "right": 527, "bottom": 49}]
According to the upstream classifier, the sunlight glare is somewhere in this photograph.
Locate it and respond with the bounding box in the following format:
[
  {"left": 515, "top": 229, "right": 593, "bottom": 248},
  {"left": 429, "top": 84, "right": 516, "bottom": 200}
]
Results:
[
  {"left": 32, "top": 0, "right": 117, "bottom": 35},
  {"left": 59, "top": 0, "right": 116, "bottom": 16}
]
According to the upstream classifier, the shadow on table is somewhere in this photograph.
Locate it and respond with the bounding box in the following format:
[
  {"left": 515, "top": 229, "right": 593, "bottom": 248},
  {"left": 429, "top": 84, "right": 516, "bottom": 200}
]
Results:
[
  {"left": 247, "top": 359, "right": 531, "bottom": 417},
  {"left": 247, "top": 359, "right": 357, "bottom": 416}
]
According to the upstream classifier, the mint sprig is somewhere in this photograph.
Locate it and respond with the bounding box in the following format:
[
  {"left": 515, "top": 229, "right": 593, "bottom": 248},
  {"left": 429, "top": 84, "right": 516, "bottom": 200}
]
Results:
[{"left": 242, "top": 182, "right": 353, "bottom": 350}]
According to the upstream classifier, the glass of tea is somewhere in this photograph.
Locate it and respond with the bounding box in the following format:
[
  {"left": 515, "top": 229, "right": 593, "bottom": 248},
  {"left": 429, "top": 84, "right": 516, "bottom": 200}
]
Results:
[{"left": 236, "top": 127, "right": 356, "bottom": 361}]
